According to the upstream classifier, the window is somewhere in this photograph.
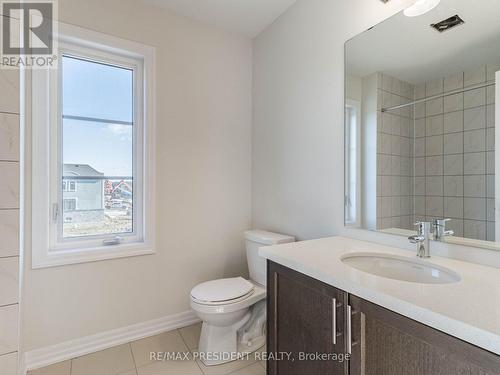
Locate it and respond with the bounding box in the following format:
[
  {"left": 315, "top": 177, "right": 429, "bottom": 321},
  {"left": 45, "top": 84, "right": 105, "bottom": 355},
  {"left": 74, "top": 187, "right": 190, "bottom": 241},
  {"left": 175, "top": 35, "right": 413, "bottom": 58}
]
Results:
[
  {"left": 62, "top": 180, "right": 76, "bottom": 192},
  {"left": 61, "top": 55, "right": 133, "bottom": 238},
  {"left": 32, "top": 24, "right": 156, "bottom": 268},
  {"left": 63, "top": 198, "right": 77, "bottom": 211},
  {"left": 345, "top": 100, "right": 361, "bottom": 226}
]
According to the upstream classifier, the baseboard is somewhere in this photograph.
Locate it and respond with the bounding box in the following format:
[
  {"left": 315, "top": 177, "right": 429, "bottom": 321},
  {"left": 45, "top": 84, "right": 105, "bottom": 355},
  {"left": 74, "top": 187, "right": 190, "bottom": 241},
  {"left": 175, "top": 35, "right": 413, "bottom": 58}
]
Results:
[{"left": 23, "top": 310, "right": 200, "bottom": 373}]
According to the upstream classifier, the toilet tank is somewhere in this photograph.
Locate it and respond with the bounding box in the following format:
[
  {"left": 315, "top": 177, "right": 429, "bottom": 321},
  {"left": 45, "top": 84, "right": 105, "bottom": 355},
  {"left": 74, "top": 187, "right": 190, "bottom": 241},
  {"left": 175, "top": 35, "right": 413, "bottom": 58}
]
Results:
[{"left": 245, "top": 230, "right": 295, "bottom": 286}]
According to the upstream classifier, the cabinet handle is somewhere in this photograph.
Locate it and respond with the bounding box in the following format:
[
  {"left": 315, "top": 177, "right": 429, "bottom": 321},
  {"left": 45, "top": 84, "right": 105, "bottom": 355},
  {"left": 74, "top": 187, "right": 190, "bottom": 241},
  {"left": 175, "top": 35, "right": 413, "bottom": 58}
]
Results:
[
  {"left": 347, "top": 304, "right": 352, "bottom": 354},
  {"left": 332, "top": 298, "right": 337, "bottom": 345}
]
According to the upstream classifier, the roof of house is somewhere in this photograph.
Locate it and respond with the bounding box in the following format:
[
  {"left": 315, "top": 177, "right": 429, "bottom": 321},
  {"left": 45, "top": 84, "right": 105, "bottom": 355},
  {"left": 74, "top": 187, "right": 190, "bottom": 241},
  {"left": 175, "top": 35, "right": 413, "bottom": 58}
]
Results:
[{"left": 63, "top": 164, "right": 104, "bottom": 177}]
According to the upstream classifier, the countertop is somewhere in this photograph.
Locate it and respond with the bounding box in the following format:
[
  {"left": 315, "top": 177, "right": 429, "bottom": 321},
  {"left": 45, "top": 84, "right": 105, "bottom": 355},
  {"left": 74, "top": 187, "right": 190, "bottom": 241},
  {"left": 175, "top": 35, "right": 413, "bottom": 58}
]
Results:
[{"left": 259, "top": 236, "right": 500, "bottom": 355}]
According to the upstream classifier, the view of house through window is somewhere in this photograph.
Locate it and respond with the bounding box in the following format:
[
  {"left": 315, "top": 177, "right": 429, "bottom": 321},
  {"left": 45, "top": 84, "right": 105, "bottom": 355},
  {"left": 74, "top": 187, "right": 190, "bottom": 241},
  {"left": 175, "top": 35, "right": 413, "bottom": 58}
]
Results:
[{"left": 61, "top": 55, "right": 134, "bottom": 238}]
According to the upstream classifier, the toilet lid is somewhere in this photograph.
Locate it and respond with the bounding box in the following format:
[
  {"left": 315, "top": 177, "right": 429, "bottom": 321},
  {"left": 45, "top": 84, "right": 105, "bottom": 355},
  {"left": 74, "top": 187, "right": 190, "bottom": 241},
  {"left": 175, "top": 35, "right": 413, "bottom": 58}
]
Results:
[{"left": 191, "top": 277, "right": 254, "bottom": 303}]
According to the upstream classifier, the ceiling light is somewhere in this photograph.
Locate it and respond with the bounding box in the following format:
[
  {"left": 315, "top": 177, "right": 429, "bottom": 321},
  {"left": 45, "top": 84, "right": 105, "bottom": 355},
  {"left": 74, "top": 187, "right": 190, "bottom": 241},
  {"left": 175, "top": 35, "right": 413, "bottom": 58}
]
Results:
[{"left": 404, "top": 0, "right": 440, "bottom": 17}]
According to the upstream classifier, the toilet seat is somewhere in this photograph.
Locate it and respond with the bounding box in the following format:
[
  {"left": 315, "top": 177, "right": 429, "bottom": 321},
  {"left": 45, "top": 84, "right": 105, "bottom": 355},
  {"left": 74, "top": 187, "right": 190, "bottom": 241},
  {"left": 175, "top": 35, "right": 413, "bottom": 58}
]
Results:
[
  {"left": 191, "top": 277, "right": 254, "bottom": 304},
  {"left": 191, "top": 281, "right": 266, "bottom": 314},
  {"left": 191, "top": 289, "right": 255, "bottom": 306}
]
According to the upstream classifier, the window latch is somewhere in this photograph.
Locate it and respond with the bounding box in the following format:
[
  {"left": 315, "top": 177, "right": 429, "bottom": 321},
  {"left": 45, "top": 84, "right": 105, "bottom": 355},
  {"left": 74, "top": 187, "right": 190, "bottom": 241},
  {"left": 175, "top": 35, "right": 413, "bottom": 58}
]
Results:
[
  {"left": 52, "top": 203, "right": 59, "bottom": 222},
  {"left": 103, "top": 237, "right": 122, "bottom": 246}
]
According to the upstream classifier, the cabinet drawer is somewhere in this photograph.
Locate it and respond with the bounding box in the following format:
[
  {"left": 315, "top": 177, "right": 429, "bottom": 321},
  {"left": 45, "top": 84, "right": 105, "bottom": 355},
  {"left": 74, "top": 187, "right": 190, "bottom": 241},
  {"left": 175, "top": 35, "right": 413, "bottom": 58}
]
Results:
[
  {"left": 0, "top": 352, "right": 17, "bottom": 375},
  {"left": 0, "top": 210, "right": 19, "bottom": 257},
  {"left": 0, "top": 304, "right": 18, "bottom": 355},
  {"left": 0, "top": 257, "right": 18, "bottom": 306}
]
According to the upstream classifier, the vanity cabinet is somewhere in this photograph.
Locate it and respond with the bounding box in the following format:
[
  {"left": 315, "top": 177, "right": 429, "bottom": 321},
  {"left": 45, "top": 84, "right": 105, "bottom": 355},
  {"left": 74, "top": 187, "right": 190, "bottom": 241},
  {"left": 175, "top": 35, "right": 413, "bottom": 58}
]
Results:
[
  {"left": 267, "top": 261, "right": 349, "bottom": 375},
  {"left": 267, "top": 261, "right": 500, "bottom": 375}
]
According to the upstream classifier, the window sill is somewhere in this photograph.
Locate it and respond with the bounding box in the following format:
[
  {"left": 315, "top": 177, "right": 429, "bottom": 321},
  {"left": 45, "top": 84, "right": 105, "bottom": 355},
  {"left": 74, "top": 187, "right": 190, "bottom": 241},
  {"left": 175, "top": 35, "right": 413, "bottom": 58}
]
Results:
[{"left": 32, "top": 242, "right": 155, "bottom": 269}]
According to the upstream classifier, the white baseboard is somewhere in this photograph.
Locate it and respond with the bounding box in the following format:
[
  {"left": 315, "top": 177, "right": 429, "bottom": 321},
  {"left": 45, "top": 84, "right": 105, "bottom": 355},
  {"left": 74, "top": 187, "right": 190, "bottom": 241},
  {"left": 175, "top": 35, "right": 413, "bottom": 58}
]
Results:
[{"left": 23, "top": 310, "right": 200, "bottom": 373}]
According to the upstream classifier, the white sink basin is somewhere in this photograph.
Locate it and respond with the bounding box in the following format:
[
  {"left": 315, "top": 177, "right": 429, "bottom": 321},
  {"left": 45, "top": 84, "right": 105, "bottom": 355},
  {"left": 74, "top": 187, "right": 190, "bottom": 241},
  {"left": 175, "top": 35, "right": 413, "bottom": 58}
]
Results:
[{"left": 341, "top": 252, "right": 461, "bottom": 284}]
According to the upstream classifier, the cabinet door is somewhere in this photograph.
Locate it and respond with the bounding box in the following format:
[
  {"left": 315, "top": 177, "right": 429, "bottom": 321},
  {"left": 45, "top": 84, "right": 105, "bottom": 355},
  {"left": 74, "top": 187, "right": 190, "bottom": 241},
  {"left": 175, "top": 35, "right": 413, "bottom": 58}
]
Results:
[
  {"left": 349, "top": 295, "right": 500, "bottom": 375},
  {"left": 267, "top": 261, "right": 349, "bottom": 375}
]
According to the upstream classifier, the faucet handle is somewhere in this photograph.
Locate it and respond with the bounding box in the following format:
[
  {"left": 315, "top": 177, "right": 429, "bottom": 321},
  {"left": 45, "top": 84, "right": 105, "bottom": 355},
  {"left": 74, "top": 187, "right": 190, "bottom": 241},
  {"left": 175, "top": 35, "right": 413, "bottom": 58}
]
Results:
[{"left": 433, "top": 218, "right": 451, "bottom": 226}]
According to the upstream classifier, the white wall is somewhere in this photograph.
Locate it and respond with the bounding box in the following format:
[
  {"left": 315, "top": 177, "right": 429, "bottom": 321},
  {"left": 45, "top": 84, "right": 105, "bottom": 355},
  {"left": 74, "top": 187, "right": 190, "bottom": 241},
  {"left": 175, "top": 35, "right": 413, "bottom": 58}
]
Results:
[
  {"left": 252, "top": 0, "right": 414, "bottom": 240},
  {"left": 22, "top": 0, "right": 252, "bottom": 351}
]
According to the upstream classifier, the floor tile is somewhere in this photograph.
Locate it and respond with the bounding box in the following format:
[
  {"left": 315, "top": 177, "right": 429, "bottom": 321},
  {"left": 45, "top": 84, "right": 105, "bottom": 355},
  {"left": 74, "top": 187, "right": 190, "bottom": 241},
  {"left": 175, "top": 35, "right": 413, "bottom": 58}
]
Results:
[
  {"left": 118, "top": 370, "right": 138, "bottom": 375},
  {"left": 136, "top": 359, "right": 203, "bottom": 375},
  {"left": 179, "top": 323, "right": 202, "bottom": 350},
  {"left": 131, "top": 330, "right": 189, "bottom": 368},
  {"left": 27, "top": 361, "right": 71, "bottom": 375},
  {"left": 71, "top": 344, "right": 135, "bottom": 375},
  {"left": 229, "top": 363, "right": 266, "bottom": 375},
  {"left": 193, "top": 348, "right": 258, "bottom": 375}
]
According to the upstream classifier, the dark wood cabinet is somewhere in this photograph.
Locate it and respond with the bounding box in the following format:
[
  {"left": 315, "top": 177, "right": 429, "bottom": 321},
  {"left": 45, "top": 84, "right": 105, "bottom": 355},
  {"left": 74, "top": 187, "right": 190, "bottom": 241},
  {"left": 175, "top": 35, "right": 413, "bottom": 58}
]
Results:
[
  {"left": 267, "top": 261, "right": 500, "bottom": 375},
  {"left": 267, "top": 261, "right": 349, "bottom": 375},
  {"left": 349, "top": 295, "right": 500, "bottom": 375}
]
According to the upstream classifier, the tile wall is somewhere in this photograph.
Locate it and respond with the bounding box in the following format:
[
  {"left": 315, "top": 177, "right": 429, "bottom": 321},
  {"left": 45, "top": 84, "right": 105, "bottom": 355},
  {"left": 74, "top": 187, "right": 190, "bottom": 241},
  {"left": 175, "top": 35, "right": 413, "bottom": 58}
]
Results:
[
  {"left": 376, "top": 74, "right": 415, "bottom": 230},
  {"left": 0, "top": 63, "right": 20, "bottom": 375},
  {"left": 414, "top": 64, "right": 499, "bottom": 241}
]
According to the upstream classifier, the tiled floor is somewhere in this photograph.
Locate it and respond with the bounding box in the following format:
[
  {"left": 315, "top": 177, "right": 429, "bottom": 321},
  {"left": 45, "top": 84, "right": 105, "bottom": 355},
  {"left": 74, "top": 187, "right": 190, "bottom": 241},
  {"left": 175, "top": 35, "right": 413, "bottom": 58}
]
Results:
[{"left": 28, "top": 323, "right": 266, "bottom": 375}]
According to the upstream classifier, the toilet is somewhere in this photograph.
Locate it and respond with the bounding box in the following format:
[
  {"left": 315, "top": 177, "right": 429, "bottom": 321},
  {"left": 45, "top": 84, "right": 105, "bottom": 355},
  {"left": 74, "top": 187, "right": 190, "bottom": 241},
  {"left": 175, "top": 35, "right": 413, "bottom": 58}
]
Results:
[{"left": 190, "top": 230, "right": 295, "bottom": 366}]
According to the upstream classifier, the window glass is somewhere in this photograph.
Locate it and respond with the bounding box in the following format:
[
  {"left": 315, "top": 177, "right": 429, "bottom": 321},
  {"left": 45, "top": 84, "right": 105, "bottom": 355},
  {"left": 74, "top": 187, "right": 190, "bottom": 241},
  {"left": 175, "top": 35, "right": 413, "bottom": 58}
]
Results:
[
  {"left": 62, "top": 55, "right": 133, "bottom": 123},
  {"left": 345, "top": 105, "right": 358, "bottom": 225},
  {"left": 61, "top": 55, "right": 134, "bottom": 238}
]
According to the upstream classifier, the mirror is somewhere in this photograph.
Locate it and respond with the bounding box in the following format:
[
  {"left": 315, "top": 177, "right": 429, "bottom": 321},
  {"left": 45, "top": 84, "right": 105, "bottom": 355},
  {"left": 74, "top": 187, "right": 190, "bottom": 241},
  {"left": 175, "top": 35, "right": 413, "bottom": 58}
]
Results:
[{"left": 344, "top": 0, "right": 500, "bottom": 248}]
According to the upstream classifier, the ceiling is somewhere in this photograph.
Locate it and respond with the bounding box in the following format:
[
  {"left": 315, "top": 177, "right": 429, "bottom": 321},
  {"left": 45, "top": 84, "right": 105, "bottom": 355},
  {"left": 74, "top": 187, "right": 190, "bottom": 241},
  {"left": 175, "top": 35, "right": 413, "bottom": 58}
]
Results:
[
  {"left": 142, "top": 0, "right": 298, "bottom": 37},
  {"left": 346, "top": 0, "right": 500, "bottom": 84}
]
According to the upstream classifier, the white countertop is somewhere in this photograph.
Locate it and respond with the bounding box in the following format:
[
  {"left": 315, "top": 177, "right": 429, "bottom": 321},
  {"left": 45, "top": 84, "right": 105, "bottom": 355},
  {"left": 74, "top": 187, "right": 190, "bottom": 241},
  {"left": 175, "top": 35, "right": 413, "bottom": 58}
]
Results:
[{"left": 259, "top": 236, "right": 500, "bottom": 355}]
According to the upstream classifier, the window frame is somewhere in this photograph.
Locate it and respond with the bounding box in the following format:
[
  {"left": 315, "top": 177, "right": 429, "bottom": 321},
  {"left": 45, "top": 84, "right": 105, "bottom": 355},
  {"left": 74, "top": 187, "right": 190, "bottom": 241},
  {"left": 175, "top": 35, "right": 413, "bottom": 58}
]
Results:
[
  {"left": 31, "top": 23, "right": 156, "bottom": 269},
  {"left": 54, "top": 44, "right": 143, "bottom": 247},
  {"left": 344, "top": 99, "right": 362, "bottom": 227}
]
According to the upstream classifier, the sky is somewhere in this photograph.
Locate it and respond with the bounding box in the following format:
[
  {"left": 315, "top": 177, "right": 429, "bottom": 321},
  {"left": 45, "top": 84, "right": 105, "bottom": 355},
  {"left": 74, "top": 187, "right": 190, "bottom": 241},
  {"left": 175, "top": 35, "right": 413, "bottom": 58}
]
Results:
[{"left": 62, "top": 55, "right": 134, "bottom": 177}]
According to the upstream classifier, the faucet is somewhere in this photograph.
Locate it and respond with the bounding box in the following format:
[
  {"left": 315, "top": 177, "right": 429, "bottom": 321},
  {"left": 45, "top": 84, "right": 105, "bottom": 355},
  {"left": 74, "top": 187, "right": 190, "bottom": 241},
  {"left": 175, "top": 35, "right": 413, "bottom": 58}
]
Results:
[
  {"left": 432, "top": 218, "right": 454, "bottom": 241},
  {"left": 408, "top": 222, "right": 431, "bottom": 258}
]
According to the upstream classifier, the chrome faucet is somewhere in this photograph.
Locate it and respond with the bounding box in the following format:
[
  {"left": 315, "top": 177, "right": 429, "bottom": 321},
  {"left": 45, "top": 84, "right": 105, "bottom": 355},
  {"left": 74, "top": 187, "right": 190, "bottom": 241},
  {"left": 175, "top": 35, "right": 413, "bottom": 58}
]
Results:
[
  {"left": 408, "top": 222, "right": 431, "bottom": 258},
  {"left": 432, "top": 218, "right": 454, "bottom": 241}
]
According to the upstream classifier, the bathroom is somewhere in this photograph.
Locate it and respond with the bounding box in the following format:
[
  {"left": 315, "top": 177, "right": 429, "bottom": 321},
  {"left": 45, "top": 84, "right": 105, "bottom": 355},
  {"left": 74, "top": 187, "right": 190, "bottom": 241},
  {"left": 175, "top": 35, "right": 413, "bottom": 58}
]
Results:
[{"left": 0, "top": 0, "right": 499, "bottom": 374}]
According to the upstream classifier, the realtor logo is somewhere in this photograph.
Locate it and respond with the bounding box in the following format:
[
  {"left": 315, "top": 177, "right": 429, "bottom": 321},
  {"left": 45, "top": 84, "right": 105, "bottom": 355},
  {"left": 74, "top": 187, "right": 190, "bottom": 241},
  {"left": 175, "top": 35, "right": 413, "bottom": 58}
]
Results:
[{"left": 1, "top": 0, "right": 58, "bottom": 68}]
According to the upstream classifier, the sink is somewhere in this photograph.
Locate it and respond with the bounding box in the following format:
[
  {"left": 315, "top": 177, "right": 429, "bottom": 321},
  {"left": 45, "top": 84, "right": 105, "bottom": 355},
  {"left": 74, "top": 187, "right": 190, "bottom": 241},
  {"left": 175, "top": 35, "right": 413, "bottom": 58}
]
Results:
[{"left": 341, "top": 253, "right": 461, "bottom": 284}]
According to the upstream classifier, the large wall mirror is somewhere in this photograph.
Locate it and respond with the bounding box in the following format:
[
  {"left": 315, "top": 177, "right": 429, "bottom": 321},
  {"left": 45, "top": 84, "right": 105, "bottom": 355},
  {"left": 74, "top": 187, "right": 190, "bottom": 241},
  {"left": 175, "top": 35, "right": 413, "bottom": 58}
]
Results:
[{"left": 344, "top": 0, "right": 500, "bottom": 249}]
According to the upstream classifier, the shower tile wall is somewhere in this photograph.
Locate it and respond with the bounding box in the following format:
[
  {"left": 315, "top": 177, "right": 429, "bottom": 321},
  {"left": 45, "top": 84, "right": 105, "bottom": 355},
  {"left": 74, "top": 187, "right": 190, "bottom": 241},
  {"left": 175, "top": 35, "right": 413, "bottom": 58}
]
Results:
[
  {"left": 0, "top": 64, "right": 20, "bottom": 375},
  {"left": 376, "top": 74, "right": 415, "bottom": 230},
  {"left": 414, "top": 64, "right": 498, "bottom": 241}
]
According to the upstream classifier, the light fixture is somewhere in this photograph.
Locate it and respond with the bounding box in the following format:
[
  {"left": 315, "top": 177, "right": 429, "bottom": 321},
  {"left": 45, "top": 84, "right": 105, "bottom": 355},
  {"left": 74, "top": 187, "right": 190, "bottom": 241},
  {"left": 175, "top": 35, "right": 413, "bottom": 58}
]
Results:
[{"left": 404, "top": 0, "right": 440, "bottom": 17}]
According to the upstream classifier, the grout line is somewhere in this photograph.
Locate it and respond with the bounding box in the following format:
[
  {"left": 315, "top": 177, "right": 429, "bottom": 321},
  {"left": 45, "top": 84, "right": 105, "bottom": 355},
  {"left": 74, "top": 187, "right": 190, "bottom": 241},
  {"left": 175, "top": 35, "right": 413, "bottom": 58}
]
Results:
[
  {"left": 0, "top": 255, "right": 19, "bottom": 260},
  {"left": 0, "top": 110, "right": 20, "bottom": 116},
  {"left": 128, "top": 342, "right": 139, "bottom": 375},
  {"left": 0, "top": 302, "right": 18, "bottom": 309},
  {"left": 178, "top": 328, "right": 205, "bottom": 375}
]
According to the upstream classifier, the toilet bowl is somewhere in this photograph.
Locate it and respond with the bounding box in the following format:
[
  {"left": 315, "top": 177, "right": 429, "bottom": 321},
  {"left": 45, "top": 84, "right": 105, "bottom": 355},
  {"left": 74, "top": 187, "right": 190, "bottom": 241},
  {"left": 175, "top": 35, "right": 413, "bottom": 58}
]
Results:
[{"left": 190, "top": 230, "right": 294, "bottom": 366}]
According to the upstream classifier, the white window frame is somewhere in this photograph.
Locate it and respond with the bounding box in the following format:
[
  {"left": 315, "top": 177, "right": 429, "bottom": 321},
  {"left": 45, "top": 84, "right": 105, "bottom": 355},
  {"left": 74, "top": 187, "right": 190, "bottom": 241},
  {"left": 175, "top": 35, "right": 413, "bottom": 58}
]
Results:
[
  {"left": 344, "top": 99, "right": 361, "bottom": 227},
  {"left": 31, "top": 23, "right": 156, "bottom": 268},
  {"left": 66, "top": 180, "right": 76, "bottom": 192},
  {"left": 63, "top": 198, "right": 78, "bottom": 211}
]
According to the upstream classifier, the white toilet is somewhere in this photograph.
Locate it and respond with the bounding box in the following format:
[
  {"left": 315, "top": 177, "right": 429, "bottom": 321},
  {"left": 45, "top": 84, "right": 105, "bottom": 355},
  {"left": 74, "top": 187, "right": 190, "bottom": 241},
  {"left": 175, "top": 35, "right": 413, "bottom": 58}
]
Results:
[{"left": 190, "top": 230, "right": 295, "bottom": 366}]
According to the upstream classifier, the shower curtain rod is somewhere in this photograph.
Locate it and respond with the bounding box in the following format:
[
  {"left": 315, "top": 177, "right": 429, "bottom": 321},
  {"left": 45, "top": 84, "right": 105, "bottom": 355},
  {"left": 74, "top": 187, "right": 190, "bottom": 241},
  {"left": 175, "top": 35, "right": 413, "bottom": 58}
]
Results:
[{"left": 381, "top": 81, "right": 495, "bottom": 113}]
